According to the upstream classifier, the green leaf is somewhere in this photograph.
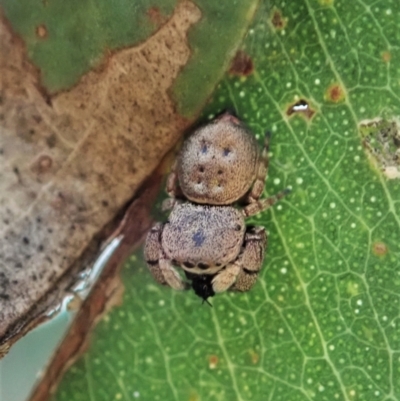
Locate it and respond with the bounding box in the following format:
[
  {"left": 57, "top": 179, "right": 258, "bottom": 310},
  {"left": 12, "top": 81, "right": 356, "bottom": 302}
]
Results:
[
  {"left": 1, "top": 0, "right": 177, "bottom": 91},
  {"left": 54, "top": 1, "right": 400, "bottom": 400}
]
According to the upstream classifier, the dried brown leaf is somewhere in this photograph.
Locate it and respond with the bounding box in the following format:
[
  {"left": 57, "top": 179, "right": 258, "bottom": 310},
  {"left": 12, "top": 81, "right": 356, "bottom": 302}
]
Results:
[{"left": 0, "top": 0, "right": 201, "bottom": 356}]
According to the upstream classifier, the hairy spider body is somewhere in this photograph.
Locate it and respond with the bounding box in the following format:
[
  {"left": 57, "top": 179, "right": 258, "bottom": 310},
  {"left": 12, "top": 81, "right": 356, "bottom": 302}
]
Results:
[{"left": 144, "top": 112, "right": 288, "bottom": 300}]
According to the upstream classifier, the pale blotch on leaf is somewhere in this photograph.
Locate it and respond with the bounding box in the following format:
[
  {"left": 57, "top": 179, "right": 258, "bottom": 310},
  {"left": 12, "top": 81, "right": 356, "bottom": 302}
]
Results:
[
  {"left": 347, "top": 281, "right": 360, "bottom": 297},
  {"left": 35, "top": 24, "right": 48, "bottom": 39},
  {"left": 360, "top": 118, "right": 400, "bottom": 180}
]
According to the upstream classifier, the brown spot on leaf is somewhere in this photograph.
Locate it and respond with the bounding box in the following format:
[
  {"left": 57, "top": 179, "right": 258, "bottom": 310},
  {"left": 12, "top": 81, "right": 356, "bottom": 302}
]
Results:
[
  {"left": 147, "top": 7, "right": 167, "bottom": 26},
  {"left": 372, "top": 241, "right": 388, "bottom": 256},
  {"left": 249, "top": 349, "right": 259, "bottom": 364},
  {"left": 286, "top": 98, "right": 315, "bottom": 120},
  {"left": 31, "top": 154, "right": 53, "bottom": 174},
  {"left": 270, "top": 9, "right": 287, "bottom": 30},
  {"left": 35, "top": 24, "right": 48, "bottom": 39},
  {"left": 45, "top": 134, "right": 57, "bottom": 148},
  {"left": 188, "top": 391, "right": 200, "bottom": 401},
  {"left": 326, "top": 83, "right": 346, "bottom": 103},
  {"left": 229, "top": 50, "right": 254, "bottom": 76},
  {"left": 382, "top": 51, "right": 391, "bottom": 63},
  {"left": 208, "top": 354, "right": 219, "bottom": 369}
]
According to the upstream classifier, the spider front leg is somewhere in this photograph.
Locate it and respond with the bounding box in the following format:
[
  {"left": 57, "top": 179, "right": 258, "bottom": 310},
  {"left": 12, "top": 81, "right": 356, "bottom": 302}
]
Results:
[
  {"left": 242, "top": 131, "right": 290, "bottom": 217},
  {"left": 211, "top": 226, "right": 267, "bottom": 293},
  {"left": 144, "top": 223, "right": 187, "bottom": 290},
  {"left": 162, "top": 160, "right": 181, "bottom": 211},
  {"left": 245, "top": 130, "right": 271, "bottom": 205},
  {"left": 243, "top": 187, "right": 290, "bottom": 217}
]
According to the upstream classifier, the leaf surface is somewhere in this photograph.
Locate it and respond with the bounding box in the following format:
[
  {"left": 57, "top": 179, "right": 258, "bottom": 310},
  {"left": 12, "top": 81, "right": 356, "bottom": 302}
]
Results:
[
  {"left": 53, "top": 0, "right": 400, "bottom": 400},
  {"left": 0, "top": 0, "right": 258, "bottom": 355}
]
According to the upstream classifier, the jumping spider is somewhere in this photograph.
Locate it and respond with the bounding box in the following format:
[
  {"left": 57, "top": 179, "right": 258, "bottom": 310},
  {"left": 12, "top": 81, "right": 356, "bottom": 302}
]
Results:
[{"left": 144, "top": 112, "right": 289, "bottom": 301}]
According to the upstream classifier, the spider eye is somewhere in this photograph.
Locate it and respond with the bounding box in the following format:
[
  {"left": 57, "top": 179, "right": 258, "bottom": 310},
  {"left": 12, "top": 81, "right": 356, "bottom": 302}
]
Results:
[
  {"left": 198, "top": 262, "right": 209, "bottom": 270},
  {"left": 183, "top": 261, "right": 195, "bottom": 268}
]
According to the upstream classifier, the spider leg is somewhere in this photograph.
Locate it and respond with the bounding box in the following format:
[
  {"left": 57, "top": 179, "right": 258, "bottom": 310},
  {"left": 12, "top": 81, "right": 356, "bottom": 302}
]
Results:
[
  {"left": 211, "top": 226, "right": 267, "bottom": 293},
  {"left": 162, "top": 160, "right": 182, "bottom": 211},
  {"left": 144, "top": 223, "right": 187, "bottom": 290},
  {"left": 211, "top": 262, "right": 241, "bottom": 293},
  {"left": 242, "top": 187, "right": 290, "bottom": 217},
  {"left": 244, "top": 130, "right": 271, "bottom": 204}
]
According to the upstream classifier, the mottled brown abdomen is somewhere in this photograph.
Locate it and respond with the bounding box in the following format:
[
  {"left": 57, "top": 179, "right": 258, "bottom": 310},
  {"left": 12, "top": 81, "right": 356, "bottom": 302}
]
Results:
[{"left": 161, "top": 203, "right": 245, "bottom": 273}]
